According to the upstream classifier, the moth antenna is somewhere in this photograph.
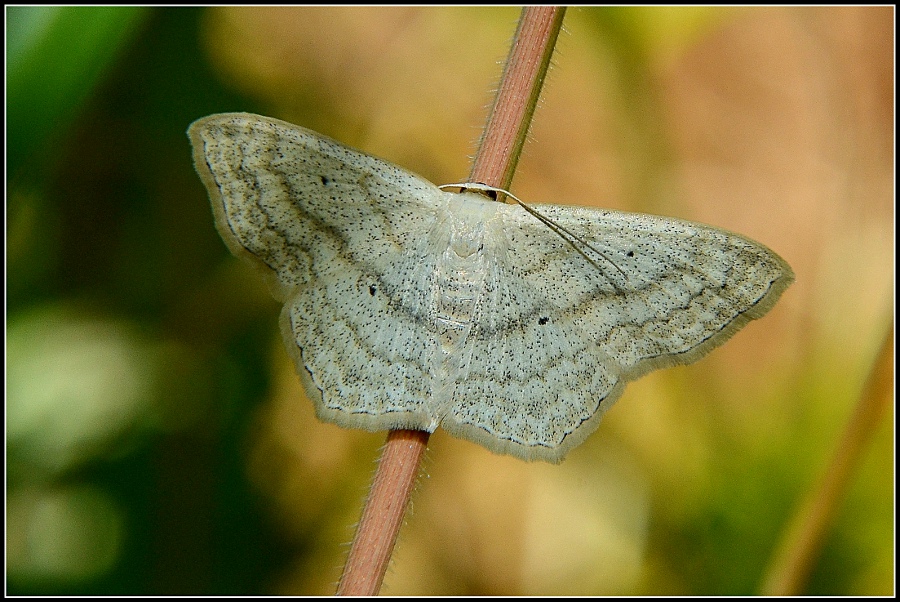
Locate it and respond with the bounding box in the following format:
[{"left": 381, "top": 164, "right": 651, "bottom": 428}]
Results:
[{"left": 439, "top": 183, "right": 629, "bottom": 283}]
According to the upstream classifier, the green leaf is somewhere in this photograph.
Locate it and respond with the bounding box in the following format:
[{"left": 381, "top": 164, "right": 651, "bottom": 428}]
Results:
[{"left": 7, "top": 6, "right": 148, "bottom": 175}]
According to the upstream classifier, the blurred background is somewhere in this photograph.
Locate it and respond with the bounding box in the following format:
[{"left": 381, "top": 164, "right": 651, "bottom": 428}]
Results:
[{"left": 6, "top": 6, "right": 893, "bottom": 595}]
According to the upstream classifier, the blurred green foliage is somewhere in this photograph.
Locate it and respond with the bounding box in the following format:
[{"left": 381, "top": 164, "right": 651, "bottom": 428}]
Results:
[
  {"left": 8, "top": 8, "right": 282, "bottom": 594},
  {"left": 8, "top": 7, "right": 148, "bottom": 177},
  {"left": 6, "top": 6, "right": 892, "bottom": 596}
]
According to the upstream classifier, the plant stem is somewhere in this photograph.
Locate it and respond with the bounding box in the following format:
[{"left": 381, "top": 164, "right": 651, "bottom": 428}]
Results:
[
  {"left": 470, "top": 6, "right": 566, "bottom": 190},
  {"left": 335, "top": 7, "right": 566, "bottom": 596},
  {"left": 336, "top": 429, "right": 429, "bottom": 596},
  {"left": 759, "top": 317, "right": 893, "bottom": 595}
]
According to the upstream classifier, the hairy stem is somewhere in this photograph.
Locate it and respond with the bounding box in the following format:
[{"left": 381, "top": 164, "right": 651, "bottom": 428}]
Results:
[{"left": 336, "top": 7, "right": 566, "bottom": 596}]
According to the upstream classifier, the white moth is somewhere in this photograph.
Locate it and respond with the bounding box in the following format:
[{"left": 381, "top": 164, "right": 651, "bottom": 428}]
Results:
[{"left": 189, "top": 113, "right": 793, "bottom": 463}]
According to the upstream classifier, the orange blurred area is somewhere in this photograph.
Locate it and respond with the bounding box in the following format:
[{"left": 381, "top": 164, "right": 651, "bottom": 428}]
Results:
[{"left": 7, "top": 6, "right": 893, "bottom": 596}]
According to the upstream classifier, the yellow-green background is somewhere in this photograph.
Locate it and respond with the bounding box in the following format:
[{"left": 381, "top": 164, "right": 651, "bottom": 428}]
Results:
[{"left": 7, "top": 6, "right": 893, "bottom": 595}]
